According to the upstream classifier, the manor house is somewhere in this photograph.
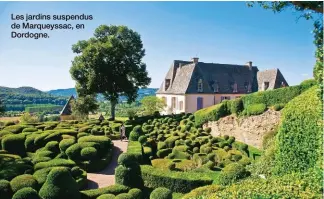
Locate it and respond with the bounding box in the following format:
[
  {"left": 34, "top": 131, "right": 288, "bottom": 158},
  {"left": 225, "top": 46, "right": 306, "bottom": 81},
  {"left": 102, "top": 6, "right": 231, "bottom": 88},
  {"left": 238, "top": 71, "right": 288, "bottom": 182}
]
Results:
[{"left": 156, "top": 58, "right": 288, "bottom": 114}]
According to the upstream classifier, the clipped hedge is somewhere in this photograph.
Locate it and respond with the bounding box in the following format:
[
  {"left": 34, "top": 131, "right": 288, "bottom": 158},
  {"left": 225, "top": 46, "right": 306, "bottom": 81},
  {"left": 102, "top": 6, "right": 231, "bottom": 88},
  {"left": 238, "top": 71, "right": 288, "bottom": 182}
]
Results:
[
  {"left": 150, "top": 187, "right": 172, "bottom": 199},
  {"left": 80, "top": 184, "right": 130, "bottom": 199},
  {"left": 218, "top": 163, "right": 249, "bottom": 185},
  {"left": 0, "top": 179, "right": 13, "bottom": 199},
  {"left": 141, "top": 165, "right": 213, "bottom": 193},
  {"left": 194, "top": 103, "right": 228, "bottom": 127},
  {"left": 1, "top": 134, "right": 26, "bottom": 156},
  {"left": 12, "top": 187, "right": 41, "bottom": 199},
  {"left": 34, "top": 159, "right": 76, "bottom": 171},
  {"left": 275, "top": 86, "right": 322, "bottom": 174},
  {"left": 245, "top": 103, "right": 266, "bottom": 116},
  {"left": 10, "top": 174, "right": 38, "bottom": 193},
  {"left": 182, "top": 185, "right": 223, "bottom": 199},
  {"left": 39, "top": 167, "right": 80, "bottom": 199}
]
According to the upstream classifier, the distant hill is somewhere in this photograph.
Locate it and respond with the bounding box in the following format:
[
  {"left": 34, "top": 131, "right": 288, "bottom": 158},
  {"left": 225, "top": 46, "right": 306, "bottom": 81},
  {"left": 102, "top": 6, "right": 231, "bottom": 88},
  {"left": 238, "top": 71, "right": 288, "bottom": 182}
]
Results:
[
  {"left": 0, "top": 86, "right": 44, "bottom": 95},
  {"left": 47, "top": 87, "right": 158, "bottom": 102},
  {"left": 47, "top": 88, "right": 77, "bottom": 97}
]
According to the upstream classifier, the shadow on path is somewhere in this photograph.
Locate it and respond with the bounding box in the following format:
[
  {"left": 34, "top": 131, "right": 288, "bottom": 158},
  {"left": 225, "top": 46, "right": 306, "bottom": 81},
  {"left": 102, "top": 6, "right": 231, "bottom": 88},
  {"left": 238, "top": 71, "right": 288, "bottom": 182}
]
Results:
[{"left": 86, "top": 140, "right": 129, "bottom": 189}]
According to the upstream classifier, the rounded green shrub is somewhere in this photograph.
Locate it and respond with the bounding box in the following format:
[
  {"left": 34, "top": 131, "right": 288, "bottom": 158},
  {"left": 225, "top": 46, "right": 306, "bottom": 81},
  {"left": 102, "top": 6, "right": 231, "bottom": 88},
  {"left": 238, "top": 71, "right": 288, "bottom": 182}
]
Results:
[
  {"left": 39, "top": 167, "right": 80, "bottom": 199},
  {"left": 206, "top": 161, "right": 215, "bottom": 170},
  {"left": 22, "top": 128, "right": 38, "bottom": 133},
  {"left": 138, "top": 136, "right": 147, "bottom": 145},
  {"left": 117, "top": 153, "right": 137, "bottom": 166},
  {"left": 129, "top": 131, "right": 140, "bottom": 141},
  {"left": 157, "top": 149, "right": 172, "bottom": 158},
  {"left": 12, "top": 187, "right": 40, "bottom": 199},
  {"left": 10, "top": 174, "right": 38, "bottom": 193},
  {"left": 205, "top": 127, "right": 212, "bottom": 133},
  {"left": 193, "top": 147, "right": 199, "bottom": 153},
  {"left": 115, "top": 193, "right": 131, "bottom": 199},
  {"left": 81, "top": 147, "right": 97, "bottom": 160},
  {"left": 232, "top": 154, "right": 242, "bottom": 162},
  {"left": 97, "top": 194, "right": 116, "bottom": 199},
  {"left": 128, "top": 188, "right": 142, "bottom": 199},
  {"left": 59, "top": 139, "right": 75, "bottom": 152},
  {"left": 246, "top": 103, "right": 267, "bottom": 116},
  {"left": 0, "top": 179, "right": 13, "bottom": 199},
  {"left": 218, "top": 163, "right": 249, "bottom": 185},
  {"left": 45, "top": 141, "right": 60, "bottom": 154},
  {"left": 1, "top": 134, "right": 26, "bottom": 156},
  {"left": 150, "top": 187, "right": 172, "bottom": 199}
]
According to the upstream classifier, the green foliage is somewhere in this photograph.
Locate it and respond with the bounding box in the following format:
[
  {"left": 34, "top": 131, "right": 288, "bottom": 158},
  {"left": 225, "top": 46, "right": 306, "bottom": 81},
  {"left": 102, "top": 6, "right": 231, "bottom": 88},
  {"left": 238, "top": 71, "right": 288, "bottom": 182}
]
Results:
[
  {"left": 59, "top": 139, "right": 76, "bottom": 152},
  {"left": 228, "top": 98, "right": 243, "bottom": 114},
  {"left": 129, "top": 131, "right": 140, "bottom": 141},
  {"left": 80, "top": 184, "right": 130, "bottom": 199},
  {"left": 208, "top": 168, "right": 322, "bottom": 199},
  {"left": 218, "top": 163, "right": 249, "bottom": 185},
  {"left": 150, "top": 187, "right": 172, "bottom": 199},
  {"left": 12, "top": 187, "right": 41, "bottom": 199},
  {"left": 34, "top": 159, "right": 76, "bottom": 171},
  {"left": 70, "top": 25, "right": 151, "bottom": 119},
  {"left": 140, "top": 96, "right": 166, "bottom": 116},
  {"left": 194, "top": 103, "right": 228, "bottom": 127},
  {"left": 71, "top": 95, "right": 99, "bottom": 120},
  {"left": 39, "top": 167, "right": 80, "bottom": 199},
  {"left": 96, "top": 194, "right": 115, "bottom": 199},
  {"left": 20, "top": 113, "right": 39, "bottom": 123},
  {"left": 80, "top": 147, "right": 97, "bottom": 160},
  {"left": 0, "top": 179, "right": 13, "bottom": 199},
  {"left": 141, "top": 165, "right": 213, "bottom": 193},
  {"left": 275, "top": 86, "right": 322, "bottom": 174},
  {"left": 1, "top": 134, "right": 26, "bottom": 156},
  {"left": 245, "top": 103, "right": 266, "bottom": 116},
  {"left": 10, "top": 174, "right": 38, "bottom": 193},
  {"left": 128, "top": 188, "right": 142, "bottom": 199},
  {"left": 182, "top": 185, "right": 223, "bottom": 199},
  {"left": 273, "top": 103, "right": 285, "bottom": 111}
]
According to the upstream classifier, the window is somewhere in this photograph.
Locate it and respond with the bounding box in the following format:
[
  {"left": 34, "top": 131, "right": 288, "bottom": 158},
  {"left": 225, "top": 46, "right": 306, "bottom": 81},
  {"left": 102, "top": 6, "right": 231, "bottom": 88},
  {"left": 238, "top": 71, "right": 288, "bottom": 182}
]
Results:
[
  {"left": 214, "top": 81, "right": 219, "bottom": 93},
  {"left": 197, "top": 97, "right": 203, "bottom": 110},
  {"left": 198, "top": 79, "right": 203, "bottom": 92},
  {"left": 233, "top": 82, "right": 238, "bottom": 93},
  {"left": 281, "top": 82, "right": 286, "bottom": 87},
  {"left": 171, "top": 97, "right": 176, "bottom": 109},
  {"left": 221, "top": 96, "right": 230, "bottom": 102},
  {"left": 235, "top": 96, "right": 241, "bottom": 99},
  {"left": 165, "top": 79, "right": 171, "bottom": 90},
  {"left": 263, "top": 82, "right": 269, "bottom": 90},
  {"left": 179, "top": 101, "right": 183, "bottom": 110},
  {"left": 161, "top": 97, "right": 167, "bottom": 104},
  {"left": 247, "top": 82, "right": 252, "bottom": 93}
]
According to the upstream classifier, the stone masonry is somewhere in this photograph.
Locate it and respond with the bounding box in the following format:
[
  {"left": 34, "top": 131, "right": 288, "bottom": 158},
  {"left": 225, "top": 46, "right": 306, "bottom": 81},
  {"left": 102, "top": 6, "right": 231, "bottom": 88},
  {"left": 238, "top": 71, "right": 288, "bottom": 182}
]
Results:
[{"left": 203, "top": 109, "right": 281, "bottom": 149}]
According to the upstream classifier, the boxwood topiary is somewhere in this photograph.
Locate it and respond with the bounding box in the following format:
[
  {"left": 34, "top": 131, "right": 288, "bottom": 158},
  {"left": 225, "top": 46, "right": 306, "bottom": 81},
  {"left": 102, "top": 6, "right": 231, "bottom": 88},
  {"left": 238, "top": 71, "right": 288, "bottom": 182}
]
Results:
[
  {"left": 218, "top": 163, "right": 249, "bottom": 185},
  {"left": 129, "top": 131, "right": 140, "bottom": 141},
  {"left": 81, "top": 147, "right": 97, "bottom": 160},
  {"left": 0, "top": 179, "right": 13, "bottom": 199},
  {"left": 1, "top": 134, "right": 26, "bottom": 156},
  {"left": 150, "top": 187, "right": 172, "bottom": 199},
  {"left": 12, "top": 187, "right": 41, "bottom": 199},
  {"left": 39, "top": 167, "right": 80, "bottom": 199},
  {"left": 59, "top": 139, "right": 76, "bottom": 152},
  {"left": 115, "top": 193, "right": 132, "bottom": 199},
  {"left": 128, "top": 188, "right": 142, "bottom": 199},
  {"left": 97, "top": 194, "right": 116, "bottom": 199},
  {"left": 10, "top": 174, "right": 38, "bottom": 193}
]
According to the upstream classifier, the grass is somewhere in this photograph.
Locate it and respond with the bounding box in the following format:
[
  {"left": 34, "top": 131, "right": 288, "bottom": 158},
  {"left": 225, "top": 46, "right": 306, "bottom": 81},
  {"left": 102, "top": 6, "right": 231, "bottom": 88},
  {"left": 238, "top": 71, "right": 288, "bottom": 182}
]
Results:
[{"left": 0, "top": 116, "right": 20, "bottom": 122}]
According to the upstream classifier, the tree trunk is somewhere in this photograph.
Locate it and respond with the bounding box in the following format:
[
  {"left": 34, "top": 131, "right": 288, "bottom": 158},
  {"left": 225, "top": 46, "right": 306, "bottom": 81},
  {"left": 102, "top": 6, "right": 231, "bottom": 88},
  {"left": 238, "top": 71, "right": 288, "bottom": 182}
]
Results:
[{"left": 110, "top": 100, "right": 116, "bottom": 120}]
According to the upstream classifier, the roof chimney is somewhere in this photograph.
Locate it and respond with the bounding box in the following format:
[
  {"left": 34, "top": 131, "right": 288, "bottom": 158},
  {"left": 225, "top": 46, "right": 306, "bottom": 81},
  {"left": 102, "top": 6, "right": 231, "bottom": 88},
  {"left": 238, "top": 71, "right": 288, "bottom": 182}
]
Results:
[
  {"left": 192, "top": 57, "right": 199, "bottom": 63},
  {"left": 246, "top": 61, "right": 252, "bottom": 69},
  {"left": 246, "top": 61, "right": 252, "bottom": 67}
]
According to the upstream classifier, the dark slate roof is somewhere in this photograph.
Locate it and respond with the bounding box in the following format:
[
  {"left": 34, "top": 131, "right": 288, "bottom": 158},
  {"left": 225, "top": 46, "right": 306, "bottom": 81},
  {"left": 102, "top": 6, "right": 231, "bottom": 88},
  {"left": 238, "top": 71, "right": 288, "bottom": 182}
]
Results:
[
  {"left": 60, "top": 95, "right": 75, "bottom": 116},
  {"left": 257, "top": 68, "right": 289, "bottom": 90},
  {"left": 157, "top": 60, "right": 259, "bottom": 94}
]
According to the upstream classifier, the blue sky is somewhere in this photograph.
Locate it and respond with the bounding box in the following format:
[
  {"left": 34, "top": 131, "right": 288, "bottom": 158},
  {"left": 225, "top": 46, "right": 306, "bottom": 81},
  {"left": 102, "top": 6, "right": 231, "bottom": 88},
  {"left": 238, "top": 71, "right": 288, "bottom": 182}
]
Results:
[{"left": 0, "top": 1, "right": 316, "bottom": 91}]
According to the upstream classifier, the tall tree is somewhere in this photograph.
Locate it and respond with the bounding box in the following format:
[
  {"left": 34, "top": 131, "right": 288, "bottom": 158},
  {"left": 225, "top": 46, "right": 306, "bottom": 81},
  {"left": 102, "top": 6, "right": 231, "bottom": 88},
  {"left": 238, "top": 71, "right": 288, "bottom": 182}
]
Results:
[
  {"left": 70, "top": 25, "right": 151, "bottom": 120},
  {"left": 0, "top": 98, "right": 4, "bottom": 115},
  {"left": 71, "top": 95, "right": 99, "bottom": 120},
  {"left": 247, "top": 1, "right": 323, "bottom": 99},
  {"left": 140, "top": 96, "right": 166, "bottom": 116}
]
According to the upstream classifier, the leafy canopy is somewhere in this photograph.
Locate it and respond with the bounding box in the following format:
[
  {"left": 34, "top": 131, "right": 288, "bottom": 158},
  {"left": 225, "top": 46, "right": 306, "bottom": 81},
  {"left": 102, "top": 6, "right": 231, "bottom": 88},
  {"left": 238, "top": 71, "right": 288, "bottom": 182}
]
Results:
[
  {"left": 70, "top": 25, "right": 151, "bottom": 119},
  {"left": 140, "top": 96, "right": 166, "bottom": 116},
  {"left": 71, "top": 95, "right": 99, "bottom": 119}
]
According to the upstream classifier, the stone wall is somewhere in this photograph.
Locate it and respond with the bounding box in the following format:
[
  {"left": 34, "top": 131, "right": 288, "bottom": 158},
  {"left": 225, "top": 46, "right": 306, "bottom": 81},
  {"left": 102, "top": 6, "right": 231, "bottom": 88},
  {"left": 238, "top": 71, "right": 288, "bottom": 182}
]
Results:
[{"left": 203, "top": 109, "right": 281, "bottom": 149}]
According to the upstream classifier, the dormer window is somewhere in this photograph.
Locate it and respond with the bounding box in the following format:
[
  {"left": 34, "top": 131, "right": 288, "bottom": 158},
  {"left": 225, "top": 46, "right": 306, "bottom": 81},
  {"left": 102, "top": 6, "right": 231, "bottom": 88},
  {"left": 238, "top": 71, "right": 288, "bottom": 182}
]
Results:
[
  {"left": 281, "top": 82, "right": 286, "bottom": 87},
  {"left": 247, "top": 82, "right": 252, "bottom": 93},
  {"left": 233, "top": 82, "right": 238, "bottom": 93},
  {"left": 263, "top": 82, "right": 269, "bottom": 90},
  {"left": 214, "top": 81, "right": 219, "bottom": 93},
  {"left": 165, "top": 79, "right": 170, "bottom": 91},
  {"left": 198, "top": 79, "right": 203, "bottom": 92}
]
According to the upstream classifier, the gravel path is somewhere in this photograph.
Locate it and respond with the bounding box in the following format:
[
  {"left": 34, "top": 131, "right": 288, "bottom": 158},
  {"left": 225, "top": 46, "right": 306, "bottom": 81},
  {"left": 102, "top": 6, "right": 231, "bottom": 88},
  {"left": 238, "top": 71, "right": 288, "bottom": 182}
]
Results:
[{"left": 86, "top": 140, "right": 128, "bottom": 189}]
